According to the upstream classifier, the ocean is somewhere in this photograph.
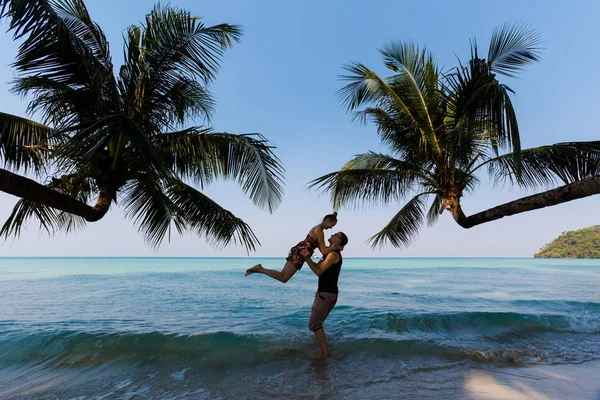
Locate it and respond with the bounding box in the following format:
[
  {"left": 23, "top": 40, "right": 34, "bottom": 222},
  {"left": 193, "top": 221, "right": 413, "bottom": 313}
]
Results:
[{"left": 0, "top": 257, "right": 598, "bottom": 399}]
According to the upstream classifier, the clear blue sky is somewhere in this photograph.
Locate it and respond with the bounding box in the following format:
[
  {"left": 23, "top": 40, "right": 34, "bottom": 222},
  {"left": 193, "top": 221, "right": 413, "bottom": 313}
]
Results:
[{"left": 1, "top": 0, "right": 599, "bottom": 257}]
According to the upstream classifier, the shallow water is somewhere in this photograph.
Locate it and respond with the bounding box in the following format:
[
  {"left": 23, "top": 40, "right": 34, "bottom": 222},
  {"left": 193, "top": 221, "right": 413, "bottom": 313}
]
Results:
[{"left": 0, "top": 257, "right": 598, "bottom": 399}]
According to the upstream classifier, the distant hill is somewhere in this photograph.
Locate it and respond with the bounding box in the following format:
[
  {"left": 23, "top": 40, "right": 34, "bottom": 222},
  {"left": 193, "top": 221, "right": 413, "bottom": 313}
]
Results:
[{"left": 535, "top": 225, "right": 600, "bottom": 258}]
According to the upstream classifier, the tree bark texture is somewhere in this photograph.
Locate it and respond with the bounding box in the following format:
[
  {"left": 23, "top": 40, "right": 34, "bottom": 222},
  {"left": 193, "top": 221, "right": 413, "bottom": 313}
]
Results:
[
  {"left": 448, "top": 176, "right": 600, "bottom": 228},
  {"left": 0, "top": 168, "right": 112, "bottom": 222}
]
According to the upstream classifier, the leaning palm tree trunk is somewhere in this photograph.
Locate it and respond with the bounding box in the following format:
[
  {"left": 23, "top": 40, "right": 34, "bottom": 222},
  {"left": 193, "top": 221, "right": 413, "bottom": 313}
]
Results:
[
  {"left": 450, "top": 176, "right": 600, "bottom": 228},
  {"left": 0, "top": 168, "right": 110, "bottom": 221}
]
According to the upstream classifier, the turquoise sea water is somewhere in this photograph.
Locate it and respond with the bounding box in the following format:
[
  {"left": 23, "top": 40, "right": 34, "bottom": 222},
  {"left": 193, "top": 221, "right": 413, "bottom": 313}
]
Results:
[{"left": 0, "top": 257, "right": 599, "bottom": 399}]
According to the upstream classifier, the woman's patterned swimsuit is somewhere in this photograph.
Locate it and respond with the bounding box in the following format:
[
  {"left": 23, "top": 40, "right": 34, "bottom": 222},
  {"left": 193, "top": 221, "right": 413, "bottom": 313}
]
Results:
[{"left": 286, "top": 234, "right": 319, "bottom": 270}]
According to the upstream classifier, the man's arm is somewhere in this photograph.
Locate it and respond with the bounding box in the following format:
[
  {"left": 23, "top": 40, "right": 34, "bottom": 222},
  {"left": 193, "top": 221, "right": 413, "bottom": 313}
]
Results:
[{"left": 302, "top": 250, "right": 340, "bottom": 277}]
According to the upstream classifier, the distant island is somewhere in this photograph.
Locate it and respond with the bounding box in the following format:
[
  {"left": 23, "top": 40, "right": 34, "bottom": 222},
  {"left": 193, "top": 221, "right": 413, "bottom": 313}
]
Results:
[{"left": 535, "top": 225, "right": 600, "bottom": 258}]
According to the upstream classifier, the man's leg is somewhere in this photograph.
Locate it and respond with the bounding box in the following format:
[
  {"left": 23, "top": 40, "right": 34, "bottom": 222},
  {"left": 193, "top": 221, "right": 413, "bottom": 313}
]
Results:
[
  {"left": 309, "top": 292, "right": 337, "bottom": 357},
  {"left": 313, "top": 328, "right": 330, "bottom": 357}
]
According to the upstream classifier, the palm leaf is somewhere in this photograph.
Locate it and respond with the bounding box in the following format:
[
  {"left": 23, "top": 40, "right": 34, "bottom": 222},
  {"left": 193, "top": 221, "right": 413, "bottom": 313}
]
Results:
[
  {"left": 0, "top": 197, "right": 60, "bottom": 237},
  {"left": 141, "top": 4, "right": 242, "bottom": 84},
  {"left": 119, "top": 26, "right": 217, "bottom": 130},
  {"left": 443, "top": 60, "right": 522, "bottom": 167},
  {"left": 11, "top": 76, "right": 84, "bottom": 128},
  {"left": 379, "top": 41, "right": 439, "bottom": 147},
  {"left": 339, "top": 63, "right": 420, "bottom": 126},
  {"left": 0, "top": 0, "right": 114, "bottom": 95},
  {"left": 367, "top": 193, "right": 429, "bottom": 248},
  {"left": 122, "top": 176, "right": 260, "bottom": 251},
  {"left": 154, "top": 129, "right": 285, "bottom": 213},
  {"left": 479, "top": 141, "right": 600, "bottom": 188},
  {"left": 55, "top": 116, "right": 173, "bottom": 180},
  {"left": 166, "top": 181, "right": 260, "bottom": 252},
  {"left": 339, "top": 60, "right": 442, "bottom": 157},
  {"left": 53, "top": 116, "right": 121, "bottom": 169},
  {"left": 308, "top": 152, "right": 431, "bottom": 209},
  {"left": 125, "top": 119, "right": 175, "bottom": 180},
  {"left": 0, "top": 112, "right": 54, "bottom": 172},
  {"left": 117, "top": 5, "right": 241, "bottom": 132},
  {"left": 55, "top": 210, "right": 87, "bottom": 233},
  {"left": 121, "top": 175, "right": 185, "bottom": 249},
  {"left": 487, "top": 22, "right": 542, "bottom": 78},
  {"left": 164, "top": 77, "right": 215, "bottom": 125},
  {"left": 426, "top": 193, "right": 443, "bottom": 226}
]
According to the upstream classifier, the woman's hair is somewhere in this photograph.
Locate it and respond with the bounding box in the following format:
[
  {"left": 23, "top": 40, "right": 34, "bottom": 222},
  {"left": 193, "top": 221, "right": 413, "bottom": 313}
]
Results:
[{"left": 323, "top": 211, "right": 338, "bottom": 222}]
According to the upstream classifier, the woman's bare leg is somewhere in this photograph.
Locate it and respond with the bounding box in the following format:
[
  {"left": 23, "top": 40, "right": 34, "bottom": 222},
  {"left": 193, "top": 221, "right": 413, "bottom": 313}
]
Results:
[{"left": 245, "top": 261, "right": 298, "bottom": 283}]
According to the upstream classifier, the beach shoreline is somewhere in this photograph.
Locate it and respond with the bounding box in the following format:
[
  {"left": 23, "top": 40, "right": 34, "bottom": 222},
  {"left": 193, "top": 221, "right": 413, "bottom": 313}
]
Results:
[
  {"left": 464, "top": 360, "right": 600, "bottom": 400},
  {"left": 334, "top": 359, "right": 600, "bottom": 399},
  {"left": 7, "top": 359, "right": 600, "bottom": 399}
]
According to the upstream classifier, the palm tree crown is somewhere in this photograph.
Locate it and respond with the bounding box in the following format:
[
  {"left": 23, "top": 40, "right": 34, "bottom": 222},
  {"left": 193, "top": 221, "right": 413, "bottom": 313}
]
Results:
[
  {"left": 311, "top": 23, "right": 600, "bottom": 248},
  {"left": 0, "top": 0, "right": 285, "bottom": 250}
]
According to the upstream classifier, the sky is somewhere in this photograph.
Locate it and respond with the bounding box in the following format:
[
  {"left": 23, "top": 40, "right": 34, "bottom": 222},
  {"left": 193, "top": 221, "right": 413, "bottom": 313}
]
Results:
[{"left": 1, "top": 0, "right": 600, "bottom": 258}]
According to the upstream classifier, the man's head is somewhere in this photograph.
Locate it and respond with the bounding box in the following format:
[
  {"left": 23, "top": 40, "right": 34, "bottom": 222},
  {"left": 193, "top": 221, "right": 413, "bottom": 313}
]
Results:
[{"left": 328, "top": 232, "right": 348, "bottom": 248}]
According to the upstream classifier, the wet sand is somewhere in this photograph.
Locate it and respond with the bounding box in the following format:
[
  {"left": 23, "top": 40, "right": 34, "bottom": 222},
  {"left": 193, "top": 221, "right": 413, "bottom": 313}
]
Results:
[
  {"left": 5, "top": 359, "right": 600, "bottom": 399},
  {"left": 465, "top": 360, "right": 600, "bottom": 400}
]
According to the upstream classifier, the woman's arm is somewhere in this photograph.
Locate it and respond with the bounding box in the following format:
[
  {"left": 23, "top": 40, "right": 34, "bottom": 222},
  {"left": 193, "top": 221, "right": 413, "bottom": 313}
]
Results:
[{"left": 315, "top": 228, "right": 341, "bottom": 255}]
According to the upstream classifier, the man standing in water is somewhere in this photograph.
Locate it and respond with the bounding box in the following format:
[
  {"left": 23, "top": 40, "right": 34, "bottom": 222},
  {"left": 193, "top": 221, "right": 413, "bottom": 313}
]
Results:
[{"left": 301, "top": 232, "right": 348, "bottom": 357}]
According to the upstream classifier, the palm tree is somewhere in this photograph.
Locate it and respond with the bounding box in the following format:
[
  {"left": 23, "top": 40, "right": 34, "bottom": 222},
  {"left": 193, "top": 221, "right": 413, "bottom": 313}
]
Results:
[
  {"left": 0, "top": 0, "right": 284, "bottom": 250},
  {"left": 309, "top": 23, "right": 600, "bottom": 248}
]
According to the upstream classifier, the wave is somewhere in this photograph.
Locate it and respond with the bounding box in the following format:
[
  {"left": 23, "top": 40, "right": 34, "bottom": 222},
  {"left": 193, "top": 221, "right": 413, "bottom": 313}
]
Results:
[
  {"left": 0, "top": 330, "right": 597, "bottom": 367},
  {"left": 1, "top": 310, "right": 599, "bottom": 368},
  {"left": 360, "top": 310, "right": 600, "bottom": 336}
]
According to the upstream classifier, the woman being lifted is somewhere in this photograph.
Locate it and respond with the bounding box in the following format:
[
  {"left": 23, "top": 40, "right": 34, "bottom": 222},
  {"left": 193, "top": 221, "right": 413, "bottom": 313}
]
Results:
[{"left": 244, "top": 212, "right": 342, "bottom": 283}]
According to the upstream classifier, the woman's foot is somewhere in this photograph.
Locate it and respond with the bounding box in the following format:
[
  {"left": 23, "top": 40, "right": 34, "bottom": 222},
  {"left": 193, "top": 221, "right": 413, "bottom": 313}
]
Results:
[{"left": 245, "top": 264, "right": 262, "bottom": 277}]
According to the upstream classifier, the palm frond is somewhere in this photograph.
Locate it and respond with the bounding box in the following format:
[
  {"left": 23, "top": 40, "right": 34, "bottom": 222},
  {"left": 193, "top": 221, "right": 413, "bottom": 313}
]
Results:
[
  {"left": 0, "top": 0, "right": 115, "bottom": 98},
  {"left": 487, "top": 22, "right": 542, "bottom": 78},
  {"left": 367, "top": 193, "right": 429, "bottom": 248},
  {"left": 151, "top": 127, "right": 214, "bottom": 185},
  {"left": 426, "top": 193, "right": 443, "bottom": 226},
  {"left": 165, "top": 77, "right": 215, "bottom": 125},
  {"left": 125, "top": 119, "right": 174, "bottom": 180},
  {"left": 379, "top": 41, "right": 439, "bottom": 144},
  {"left": 122, "top": 175, "right": 261, "bottom": 251},
  {"left": 0, "top": 197, "right": 59, "bottom": 237},
  {"left": 339, "top": 59, "right": 442, "bottom": 157},
  {"left": 341, "top": 151, "right": 406, "bottom": 169},
  {"left": 119, "top": 26, "right": 217, "bottom": 130},
  {"left": 339, "top": 63, "right": 419, "bottom": 124},
  {"left": 0, "top": 112, "right": 54, "bottom": 172},
  {"left": 154, "top": 129, "right": 285, "bottom": 213},
  {"left": 55, "top": 210, "right": 87, "bottom": 233},
  {"left": 52, "top": 116, "right": 122, "bottom": 171},
  {"left": 11, "top": 77, "right": 83, "bottom": 128},
  {"left": 353, "top": 107, "right": 436, "bottom": 166},
  {"left": 308, "top": 152, "right": 430, "bottom": 209},
  {"left": 480, "top": 141, "right": 600, "bottom": 188},
  {"left": 166, "top": 181, "right": 259, "bottom": 252},
  {"left": 443, "top": 60, "right": 522, "bottom": 166},
  {"left": 55, "top": 116, "right": 173, "bottom": 180},
  {"left": 121, "top": 175, "right": 185, "bottom": 249},
  {"left": 142, "top": 4, "right": 242, "bottom": 84},
  {"left": 117, "top": 5, "right": 240, "bottom": 132}
]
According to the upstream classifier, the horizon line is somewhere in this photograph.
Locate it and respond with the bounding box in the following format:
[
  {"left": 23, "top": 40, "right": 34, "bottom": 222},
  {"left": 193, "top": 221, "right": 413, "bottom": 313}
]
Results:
[{"left": 0, "top": 256, "right": 539, "bottom": 259}]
